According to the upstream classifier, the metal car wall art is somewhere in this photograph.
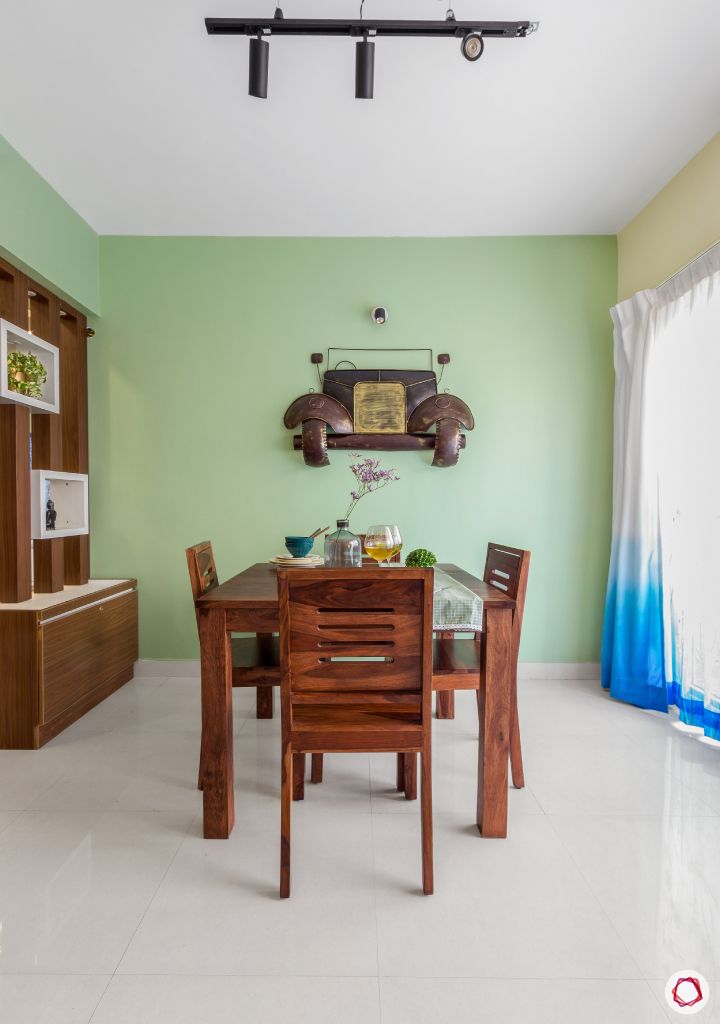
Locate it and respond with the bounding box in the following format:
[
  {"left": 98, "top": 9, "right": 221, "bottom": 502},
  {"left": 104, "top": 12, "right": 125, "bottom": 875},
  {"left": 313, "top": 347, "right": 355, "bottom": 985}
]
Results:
[{"left": 284, "top": 350, "right": 474, "bottom": 468}]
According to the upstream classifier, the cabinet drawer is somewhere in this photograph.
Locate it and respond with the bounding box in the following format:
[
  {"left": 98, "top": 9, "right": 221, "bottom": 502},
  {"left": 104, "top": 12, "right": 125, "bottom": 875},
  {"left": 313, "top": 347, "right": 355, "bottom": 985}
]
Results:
[{"left": 41, "top": 589, "right": 138, "bottom": 725}]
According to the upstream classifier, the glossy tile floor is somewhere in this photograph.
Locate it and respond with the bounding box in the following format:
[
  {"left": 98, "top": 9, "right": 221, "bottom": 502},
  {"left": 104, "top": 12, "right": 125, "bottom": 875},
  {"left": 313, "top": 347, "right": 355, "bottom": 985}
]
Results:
[{"left": 1, "top": 674, "right": 719, "bottom": 1023}]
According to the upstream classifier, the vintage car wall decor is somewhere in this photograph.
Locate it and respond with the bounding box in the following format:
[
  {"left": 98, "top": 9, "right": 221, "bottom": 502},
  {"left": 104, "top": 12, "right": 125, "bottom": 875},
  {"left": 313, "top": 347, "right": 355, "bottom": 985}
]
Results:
[{"left": 284, "top": 351, "right": 474, "bottom": 468}]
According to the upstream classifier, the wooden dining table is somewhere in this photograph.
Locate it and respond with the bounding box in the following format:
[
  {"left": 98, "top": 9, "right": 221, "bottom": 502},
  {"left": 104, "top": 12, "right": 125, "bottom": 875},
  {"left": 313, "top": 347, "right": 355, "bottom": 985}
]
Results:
[{"left": 195, "top": 562, "right": 516, "bottom": 841}]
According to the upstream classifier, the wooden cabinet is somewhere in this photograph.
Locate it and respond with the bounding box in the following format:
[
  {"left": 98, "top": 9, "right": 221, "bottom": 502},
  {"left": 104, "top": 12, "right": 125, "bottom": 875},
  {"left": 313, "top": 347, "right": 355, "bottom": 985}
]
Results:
[{"left": 0, "top": 579, "right": 138, "bottom": 748}]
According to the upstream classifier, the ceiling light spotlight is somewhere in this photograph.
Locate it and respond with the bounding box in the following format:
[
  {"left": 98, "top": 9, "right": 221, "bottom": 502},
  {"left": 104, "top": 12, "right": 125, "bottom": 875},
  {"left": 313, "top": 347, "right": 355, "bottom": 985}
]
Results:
[
  {"left": 371, "top": 306, "right": 388, "bottom": 325},
  {"left": 355, "top": 34, "right": 375, "bottom": 99},
  {"left": 461, "top": 31, "right": 484, "bottom": 61},
  {"left": 249, "top": 34, "right": 269, "bottom": 97}
]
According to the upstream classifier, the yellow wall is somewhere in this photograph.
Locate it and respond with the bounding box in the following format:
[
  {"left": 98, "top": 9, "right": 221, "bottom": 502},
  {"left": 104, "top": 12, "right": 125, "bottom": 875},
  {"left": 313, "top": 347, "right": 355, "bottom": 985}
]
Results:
[{"left": 618, "top": 133, "right": 720, "bottom": 300}]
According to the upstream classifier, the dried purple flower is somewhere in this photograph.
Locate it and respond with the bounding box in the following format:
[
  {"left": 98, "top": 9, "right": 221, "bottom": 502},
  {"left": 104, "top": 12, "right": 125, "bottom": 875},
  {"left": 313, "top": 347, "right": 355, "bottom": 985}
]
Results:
[{"left": 344, "top": 455, "right": 400, "bottom": 520}]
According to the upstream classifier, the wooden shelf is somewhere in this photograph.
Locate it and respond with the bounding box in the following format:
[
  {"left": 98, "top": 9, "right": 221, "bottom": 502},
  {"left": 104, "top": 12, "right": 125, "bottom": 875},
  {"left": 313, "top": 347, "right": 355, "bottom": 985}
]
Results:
[
  {"left": 1, "top": 319, "right": 60, "bottom": 414},
  {"left": 30, "top": 469, "right": 88, "bottom": 539},
  {"left": 292, "top": 432, "right": 466, "bottom": 452}
]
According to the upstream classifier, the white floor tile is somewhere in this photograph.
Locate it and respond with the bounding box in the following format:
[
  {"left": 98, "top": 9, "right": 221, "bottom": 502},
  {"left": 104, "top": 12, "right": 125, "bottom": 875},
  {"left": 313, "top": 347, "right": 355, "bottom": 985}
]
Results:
[
  {"left": 0, "top": 809, "right": 20, "bottom": 833},
  {"left": 525, "top": 728, "right": 717, "bottom": 817},
  {"left": 374, "top": 813, "right": 639, "bottom": 978},
  {"left": 0, "top": 810, "right": 190, "bottom": 974},
  {"left": 381, "top": 978, "right": 668, "bottom": 1024},
  {"left": 117, "top": 809, "right": 378, "bottom": 976},
  {"left": 0, "top": 975, "right": 110, "bottom": 1024},
  {"left": 28, "top": 732, "right": 204, "bottom": 815},
  {"left": 91, "top": 975, "right": 380, "bottom": 1024},
  {"left": 549, "top": 813, "right": 720, "bottom": 981},
  {"left": 0, "top": 746, "right": 89, "bottom": 810},
  {"left": 0, "top": 673, "right": 717, "bottom": 1024}
]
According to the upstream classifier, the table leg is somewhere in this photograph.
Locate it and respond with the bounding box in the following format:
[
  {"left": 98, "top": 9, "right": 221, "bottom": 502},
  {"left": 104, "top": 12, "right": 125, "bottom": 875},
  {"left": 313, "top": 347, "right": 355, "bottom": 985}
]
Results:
[
  {"left": 200, "top": 607, "right": 234, "bottom": 838},
  {"left": 256, "top": 632, "right": 275, "bottom": 719},
  {"left": 477, "top": 607, "right": 512, "bottom": 837},
  {"left": 435, "top": 630, "right": 456, "bottom": 719}
]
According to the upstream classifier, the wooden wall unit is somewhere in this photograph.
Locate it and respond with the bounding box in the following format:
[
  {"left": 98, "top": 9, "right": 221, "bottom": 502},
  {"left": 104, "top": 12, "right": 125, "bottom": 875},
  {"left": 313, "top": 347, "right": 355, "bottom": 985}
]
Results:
[
  {"left": 0, "top": 255, "right": 138, "bottom": 746},
  {"left": 0, "top": 579, "right": 138, "bottom": 749}
]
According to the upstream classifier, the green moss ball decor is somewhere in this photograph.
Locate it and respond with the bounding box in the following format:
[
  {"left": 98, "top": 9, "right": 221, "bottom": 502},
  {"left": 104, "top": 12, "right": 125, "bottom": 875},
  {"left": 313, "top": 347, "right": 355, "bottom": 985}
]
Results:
[{"left": 405, "top": 548, "right": 437, "bottom": 568}]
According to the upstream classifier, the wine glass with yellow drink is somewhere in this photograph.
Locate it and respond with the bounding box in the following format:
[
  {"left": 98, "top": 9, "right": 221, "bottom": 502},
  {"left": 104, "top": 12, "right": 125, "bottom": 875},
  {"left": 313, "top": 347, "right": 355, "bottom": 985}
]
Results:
[
  {"left": 364, "top": 524, "right": 402, "bottom": 565},
  {"left": 364, "top": 525, "right": 393, "bottom": 565}
]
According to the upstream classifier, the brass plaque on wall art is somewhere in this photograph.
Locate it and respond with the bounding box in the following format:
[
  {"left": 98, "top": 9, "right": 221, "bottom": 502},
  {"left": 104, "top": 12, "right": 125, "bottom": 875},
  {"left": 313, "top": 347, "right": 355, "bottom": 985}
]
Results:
[{"left": 353, "top": 382, "right": 406, "bottom": 434}]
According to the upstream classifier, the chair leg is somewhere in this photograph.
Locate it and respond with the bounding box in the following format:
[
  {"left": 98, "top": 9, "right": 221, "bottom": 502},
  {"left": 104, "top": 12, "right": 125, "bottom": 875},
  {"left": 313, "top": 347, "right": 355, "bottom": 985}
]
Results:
[
  {"left": 256, "top": 685, "right": 274, "bottom": 719},
  {"left": 197, "top": 734, "right": 205, "bottom": 791},
  {"left": 436, "top": 690, "right": 455, "bottom": 719},
  {"left": 396, "top": 753, "right": 406, "bottom": 792},
  {"left": 280, "top": 741, "right": 292, "bottom": 898},
  {"left": 509, "top": 692, "right": 525, "bottom": 789},
  {"left": 292, "top": 752, "right": 306, "bottom": 800},
  {"left": 420, "top": 747, "right": 434, "bottom": 895},
  {"left": 403, "top": 752, "right": 417, "bottom": 800},
  {"left": 310, "top": 753, "right": 324, "bottom": 784}
]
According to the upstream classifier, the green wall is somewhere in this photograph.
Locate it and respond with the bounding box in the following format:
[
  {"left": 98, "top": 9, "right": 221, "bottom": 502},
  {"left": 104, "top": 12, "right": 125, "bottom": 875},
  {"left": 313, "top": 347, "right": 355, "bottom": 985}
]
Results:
[
  {"left": 91, "top": 236, "right": 616, "bottom": 662},
  {"left": 0, "top": 135, "right": 99, "bottom": 314}
]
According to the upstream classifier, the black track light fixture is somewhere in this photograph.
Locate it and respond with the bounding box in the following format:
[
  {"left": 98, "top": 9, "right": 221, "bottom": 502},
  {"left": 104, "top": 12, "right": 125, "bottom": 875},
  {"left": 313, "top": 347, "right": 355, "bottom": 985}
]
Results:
[
  {"left": 248, "top": 34, "right": 269, "bottom": 97},
  {"left": 355, "top": 35, "right": 375, "bottom": 99},
  {"left": 206, "top": 16, "right": 538, "bottom": 100}
]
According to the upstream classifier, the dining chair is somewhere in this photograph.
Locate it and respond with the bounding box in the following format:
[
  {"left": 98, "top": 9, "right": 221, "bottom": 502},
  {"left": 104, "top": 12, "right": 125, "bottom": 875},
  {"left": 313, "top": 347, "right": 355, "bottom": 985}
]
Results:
[
  {"left": 290, "top": 534, "right": 397, "bottom": 796},
  {"left": 186, "top": 540, "right": 280, "bottom": 789},
  {"left": 399, "top": 543, "right": 530, "bottom": 797},
  {"left": 278, "top": 567, "right": 434, "bottom": 897}
]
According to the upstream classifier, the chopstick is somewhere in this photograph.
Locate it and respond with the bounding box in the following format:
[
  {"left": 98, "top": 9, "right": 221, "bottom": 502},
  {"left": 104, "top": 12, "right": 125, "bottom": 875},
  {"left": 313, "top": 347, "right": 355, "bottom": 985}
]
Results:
[{"left": 309, "top": 525, "right": 330, "bottom": 539}]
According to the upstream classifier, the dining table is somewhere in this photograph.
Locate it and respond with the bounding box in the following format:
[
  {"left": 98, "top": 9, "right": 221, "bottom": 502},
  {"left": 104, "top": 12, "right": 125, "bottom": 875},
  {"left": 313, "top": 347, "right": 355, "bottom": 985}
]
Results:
[{"left": 195, "top": 561, "right": 516, "bottom": 841}]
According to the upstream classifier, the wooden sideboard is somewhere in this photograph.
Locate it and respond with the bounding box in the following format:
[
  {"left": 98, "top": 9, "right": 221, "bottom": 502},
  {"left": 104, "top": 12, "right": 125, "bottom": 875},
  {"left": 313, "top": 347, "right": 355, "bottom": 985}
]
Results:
[{"left": 0, "top": 578, "right": 138, "bottom": 748}]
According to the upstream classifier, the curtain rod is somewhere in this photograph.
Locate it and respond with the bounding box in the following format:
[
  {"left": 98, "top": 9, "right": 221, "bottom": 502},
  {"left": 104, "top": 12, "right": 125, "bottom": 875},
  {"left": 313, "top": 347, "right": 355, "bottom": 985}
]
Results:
[{"left": 658, "top": 238, "right": 720, "bottom": 288}]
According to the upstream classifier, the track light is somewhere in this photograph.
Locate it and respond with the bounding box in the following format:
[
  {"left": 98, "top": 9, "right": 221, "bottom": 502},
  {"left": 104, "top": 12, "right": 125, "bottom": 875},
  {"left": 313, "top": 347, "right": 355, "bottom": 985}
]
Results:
[
  {"left": 248, "top": 35, "right": 269, "bottom": 98},
  {"left": 461, "top": 31, "right": 484, "bottom": 61},
  {"left": 355, "top": 36, "right": 375, "bottom": 100},
  {"left": 206, "top": 17, "right": 538, "bottom": 100}
]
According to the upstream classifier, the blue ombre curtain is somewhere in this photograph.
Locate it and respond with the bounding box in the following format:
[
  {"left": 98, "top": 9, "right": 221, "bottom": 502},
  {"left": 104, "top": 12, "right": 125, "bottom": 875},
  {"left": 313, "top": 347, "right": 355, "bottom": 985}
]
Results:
[{"left": 602, "top": 243, "right": 720, "bottom": 739}]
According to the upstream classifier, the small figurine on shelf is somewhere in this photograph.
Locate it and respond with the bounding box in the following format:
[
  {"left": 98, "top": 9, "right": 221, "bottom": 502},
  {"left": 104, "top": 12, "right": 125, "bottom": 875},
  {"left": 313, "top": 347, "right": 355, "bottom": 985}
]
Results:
[{"left": 46, "top": 498, "right": 57, "bottom": 531}]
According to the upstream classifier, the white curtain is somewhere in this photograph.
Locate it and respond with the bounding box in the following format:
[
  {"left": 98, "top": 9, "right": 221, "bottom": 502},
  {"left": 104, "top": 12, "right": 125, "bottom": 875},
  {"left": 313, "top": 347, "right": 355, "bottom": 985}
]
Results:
[{"left": 602, "top": 243, "right": 720, "bottom": 739}]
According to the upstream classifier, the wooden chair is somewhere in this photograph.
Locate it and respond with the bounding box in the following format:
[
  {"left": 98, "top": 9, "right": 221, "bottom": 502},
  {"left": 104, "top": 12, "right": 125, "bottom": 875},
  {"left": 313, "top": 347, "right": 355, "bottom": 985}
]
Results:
[
  {"left": 399, "top": 543, "right": 530, "bottom": 796},
  {"left": 186, "top": 541, "right": 280, "bottom": 789},
  {"left": 291, "top": 533, "right": 397, "bottom": 795},
  {"left": 279, "top": 567, "right": 434, "bottom": 897}
]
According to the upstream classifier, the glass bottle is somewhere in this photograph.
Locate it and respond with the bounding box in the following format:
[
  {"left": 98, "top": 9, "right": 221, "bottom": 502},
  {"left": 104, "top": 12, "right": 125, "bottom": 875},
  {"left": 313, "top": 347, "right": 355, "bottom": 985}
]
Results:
[{"left": 324, "top": 519, "right": 362, "bottom": 568}]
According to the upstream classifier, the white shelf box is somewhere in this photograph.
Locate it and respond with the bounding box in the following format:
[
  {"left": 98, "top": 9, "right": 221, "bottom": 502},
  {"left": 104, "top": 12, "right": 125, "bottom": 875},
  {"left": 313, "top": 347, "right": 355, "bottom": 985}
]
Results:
[
  {"left": 1, "top": 318, "right": 60, "bottom": 414},
  {"left": 31, "top": 470, "right": 89, "bottom": 540}
]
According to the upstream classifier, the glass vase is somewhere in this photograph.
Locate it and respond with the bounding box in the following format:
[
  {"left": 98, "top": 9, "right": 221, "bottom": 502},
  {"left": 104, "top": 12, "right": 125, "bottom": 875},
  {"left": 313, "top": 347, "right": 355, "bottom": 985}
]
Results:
[{"left": 324, "top": 519, "right": 362, "bottom": 568}]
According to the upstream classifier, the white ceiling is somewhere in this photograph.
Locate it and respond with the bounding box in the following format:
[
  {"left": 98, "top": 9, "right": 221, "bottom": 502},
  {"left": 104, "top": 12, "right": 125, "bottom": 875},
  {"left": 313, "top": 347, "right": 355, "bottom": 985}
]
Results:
[{"left": 0, "top": 0, "right": 718, "bottom": 236}]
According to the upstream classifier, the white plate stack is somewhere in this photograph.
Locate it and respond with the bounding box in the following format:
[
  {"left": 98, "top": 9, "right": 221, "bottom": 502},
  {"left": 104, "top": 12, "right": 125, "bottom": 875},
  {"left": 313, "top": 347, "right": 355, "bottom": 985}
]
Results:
[{"left": 270, "top": 555, "right": 324, "bottom": 567}]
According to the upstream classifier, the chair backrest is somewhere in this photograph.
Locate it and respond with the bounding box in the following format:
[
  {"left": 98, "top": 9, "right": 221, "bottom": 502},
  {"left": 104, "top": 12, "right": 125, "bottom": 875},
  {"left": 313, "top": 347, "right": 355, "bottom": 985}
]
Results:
[
  {"left": 278, "top": 567, "right": 434, "bottom": 720},
  {"left": 357, "top": 533, "right": 402, "bottom": 565},
  {"left": 483, "top": 542, "right": 531, "bottom": 645},
  {"left": 185, "top": 541, "right": 219, "bottom": 635}
]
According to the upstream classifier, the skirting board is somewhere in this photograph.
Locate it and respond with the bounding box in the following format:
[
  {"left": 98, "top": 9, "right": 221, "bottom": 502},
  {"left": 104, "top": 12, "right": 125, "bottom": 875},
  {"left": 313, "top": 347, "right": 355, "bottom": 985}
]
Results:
[{"left": 133, "top": 659, "right": 601, "bottom": 681}]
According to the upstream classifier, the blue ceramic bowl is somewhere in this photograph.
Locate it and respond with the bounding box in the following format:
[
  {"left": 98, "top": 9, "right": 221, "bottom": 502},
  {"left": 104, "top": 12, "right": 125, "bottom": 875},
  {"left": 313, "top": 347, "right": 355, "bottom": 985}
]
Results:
[{"left": 285, "top": 535, "right": 314, "bottom": 558}]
